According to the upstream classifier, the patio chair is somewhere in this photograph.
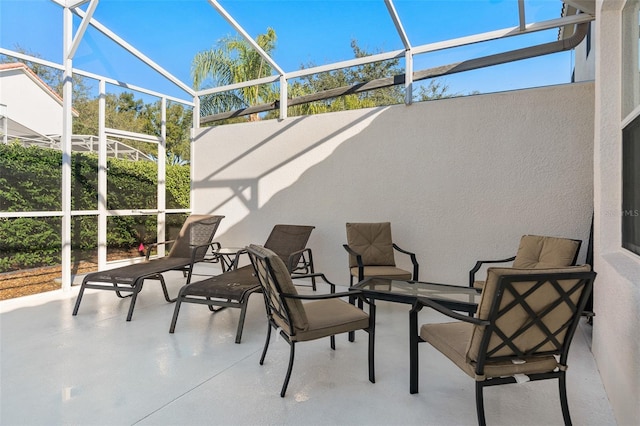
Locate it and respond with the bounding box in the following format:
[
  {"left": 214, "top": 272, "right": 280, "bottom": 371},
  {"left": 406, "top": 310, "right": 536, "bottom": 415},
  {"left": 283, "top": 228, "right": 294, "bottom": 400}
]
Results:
[
  {"left": 469, "top": 235, "right": 581, "bottom": 289},
  {"left": 343, "top": 222, "right": 419, "bottom": 286},
  {"left": 413, "top": 265, "right": 596, "bottom": 426},
  {"left": 72, "top": 215, "right": 224, "bottom": 321},
  {"left": 247, "top": 244, "right": 375, "bottom": 397},
  {"left": 169, "top": 224, "right": 316, "bottom": 343}
]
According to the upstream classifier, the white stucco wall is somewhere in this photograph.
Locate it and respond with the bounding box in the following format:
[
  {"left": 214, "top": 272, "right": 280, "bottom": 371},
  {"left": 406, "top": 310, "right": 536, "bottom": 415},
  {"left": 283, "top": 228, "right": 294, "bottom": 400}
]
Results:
[
  {"left": 193, "top": 82, "right": 594, "bottom": 287},
  {"left": 592, "top": 1, "right": 640, "bottom": 425},
  {"left": 0, "top": 67, "right": 65, "bottom": 136}
]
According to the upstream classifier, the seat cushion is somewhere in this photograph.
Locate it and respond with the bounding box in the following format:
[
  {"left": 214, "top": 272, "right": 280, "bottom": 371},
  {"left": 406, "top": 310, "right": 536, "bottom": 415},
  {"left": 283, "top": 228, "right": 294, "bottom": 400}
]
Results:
[
  {"left": 290, "top": 298, "right": 370, "bottom": 342},
  {"left": 421, "top": 322, "right": 558, "bottom": 380},
  {"left": 472, "top": 280, "right": 485, "bottom": 290},
  {"left": 346, "top": 222, "right": 396, "bottom": 267},
  {"left": 350, "top": 266, "right": 412, "bottom": 280},
  {"left": 512, "top": 235, "right": 580, "bottom": 269}
]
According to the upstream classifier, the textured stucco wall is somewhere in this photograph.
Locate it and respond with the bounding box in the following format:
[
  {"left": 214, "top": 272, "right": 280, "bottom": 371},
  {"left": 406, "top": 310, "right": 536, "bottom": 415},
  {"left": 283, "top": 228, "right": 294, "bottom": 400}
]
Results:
[
  {"left": 592, "top": 1, "right": 640, "bottom": 425},
  {"left": 193, "top": 82, "right": 594, "bottom": 287}
]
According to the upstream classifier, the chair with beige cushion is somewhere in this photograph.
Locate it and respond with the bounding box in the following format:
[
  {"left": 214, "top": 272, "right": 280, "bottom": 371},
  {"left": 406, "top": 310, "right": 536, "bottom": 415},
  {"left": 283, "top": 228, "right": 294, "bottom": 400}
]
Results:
[
  {"left": 343, "top": 222, "right": 419, "bottom": 286},
  {"left": 169, "top": 224, "right": 316, "bottom": 343},
  {"left": 469, "top": 235, "right": 581, "bottom": 289},
  {"left": 247, "top": 244, "right": 375, "bottom": 397},
  {"left": 413, "top": 265, "right": 595, "bottom": 426}
]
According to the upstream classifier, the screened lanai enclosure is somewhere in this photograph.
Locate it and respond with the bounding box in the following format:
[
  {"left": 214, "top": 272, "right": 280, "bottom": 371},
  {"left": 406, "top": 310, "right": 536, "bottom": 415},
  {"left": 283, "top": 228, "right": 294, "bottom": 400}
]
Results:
[{"left": 0, "top": 0, "right": 596, "bottom": 296}]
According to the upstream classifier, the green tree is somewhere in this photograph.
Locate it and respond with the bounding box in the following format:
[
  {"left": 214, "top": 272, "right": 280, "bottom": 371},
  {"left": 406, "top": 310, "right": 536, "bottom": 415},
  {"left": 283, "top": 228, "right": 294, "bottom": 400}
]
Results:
[
  {"left": 285, "top": 40, "right": 406, "bottom": 117},
  {"left": 191, "top": 28, "right": 278, "bottom": 121},
  {"left": 140, "top": 101, "right": 192, "bottom": 163}
]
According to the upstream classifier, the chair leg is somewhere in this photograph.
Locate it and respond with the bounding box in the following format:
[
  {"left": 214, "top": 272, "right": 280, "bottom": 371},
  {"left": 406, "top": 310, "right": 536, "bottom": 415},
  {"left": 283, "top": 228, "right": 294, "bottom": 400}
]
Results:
[
  {"left": 158, "top": 274, "right": 177, "bottom": 303},
  {"left": 127, "top": 283, "right": 142, "bottom": 321},
  {"left": 475, "top": 382, "right": 487, "bottom": 426},
  {"left": 169, "top": 295, "right": 183, "bottom": 333},
  {"left": 369, "top": 303, "right": 376, "bottom": 383},
  {"left": 330, "top": 335, "right": 335, "bottom": 350},
  {"left": 348, "top": 293, "right": 356, "bottom": 343},
  {"left": 126, "top": 280, "right": 143, "bottom": 321},
  {"left": 234, "top": 300, "right": 249, "bottom": 344},
  {"left": 559, "top": 372, "right": 573, "bottom": 426},
  {"left": 311, "top": 275, "right": 317, "bottom": 291},
  {"left": 72, "top": 281, "right": 87, "bottom": 316},
  {"left": 113, "top": 281, "right": 131, "bottom": 298},
  {"left": 259, "top": 324, "right": 272, "bottom": 365},
  {"left": 280, "top": 341, "right": 295, "bottom": 397}
]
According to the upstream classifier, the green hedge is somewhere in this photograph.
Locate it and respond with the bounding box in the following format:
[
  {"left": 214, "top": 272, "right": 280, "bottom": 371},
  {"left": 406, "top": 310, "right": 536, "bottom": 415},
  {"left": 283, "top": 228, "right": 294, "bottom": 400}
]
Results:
[{"left": 0, "top": 143, "right": 190, "bottom": 272}]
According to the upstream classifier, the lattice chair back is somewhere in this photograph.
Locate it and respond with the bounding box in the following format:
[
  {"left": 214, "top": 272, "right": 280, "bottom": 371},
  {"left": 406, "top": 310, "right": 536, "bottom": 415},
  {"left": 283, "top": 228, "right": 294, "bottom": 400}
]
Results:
[{"left": 467, "top": 265, "right": 594, "bottom": 377}]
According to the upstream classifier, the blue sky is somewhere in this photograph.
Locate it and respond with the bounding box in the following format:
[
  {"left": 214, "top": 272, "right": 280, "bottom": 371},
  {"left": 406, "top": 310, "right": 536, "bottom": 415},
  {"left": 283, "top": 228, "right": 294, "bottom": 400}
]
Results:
[{"left": 0, "top": 0, "right": 574, "bottom": 102}]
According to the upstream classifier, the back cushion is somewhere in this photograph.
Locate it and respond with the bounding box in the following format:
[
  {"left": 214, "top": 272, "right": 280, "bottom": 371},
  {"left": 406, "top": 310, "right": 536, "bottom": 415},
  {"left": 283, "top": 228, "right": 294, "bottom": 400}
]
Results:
[
  {"left": 249, "top": 244, "right": 308, "bottom": 331},
  {"left": 466, "top": 264, "right": 591, "bottom": 361},
  {"left": 346, "top": 222, "right": 396, "bottom": 267},
  {"left": 512, "top": 235, "right": 580, "bottom": 269}
]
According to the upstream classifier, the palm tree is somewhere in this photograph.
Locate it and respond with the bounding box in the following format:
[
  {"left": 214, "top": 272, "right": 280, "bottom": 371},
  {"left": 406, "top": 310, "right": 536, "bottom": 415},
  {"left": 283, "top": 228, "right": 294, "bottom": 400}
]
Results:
[{"left": 192, "top": 28, "right": 278, "bottom": 121}]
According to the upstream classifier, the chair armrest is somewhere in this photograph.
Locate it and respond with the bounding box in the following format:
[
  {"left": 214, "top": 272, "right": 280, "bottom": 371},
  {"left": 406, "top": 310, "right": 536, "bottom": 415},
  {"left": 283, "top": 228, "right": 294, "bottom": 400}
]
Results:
[
  {"left": 287, "top": 247, "right": 313, "bottom": 273},
  {"left": 343, "top": 244, "right": 365, "bottom": 282},
  {"left": 281, "top": 290, "right": 355, "bottom": 301},
  {"left": 145, "top": 240, "right": 176, "bottom": 260},
  {"left": 290, "top": 272, "right": 336, "bottom": 293},
  {"left": 184, "top": 242, "right": 225, "bottom": 283},
  {"left": 468, "top": 256, "right": 516, "bottom": 287},
  {"left": 393, "top": 243, "right": 420, "bottom": 280},
  {"left": 343, "top": 244, "right": 364, "bottom": 266},
  {"left": 411, "top": 296, "right": 488, "bottom": 325}
]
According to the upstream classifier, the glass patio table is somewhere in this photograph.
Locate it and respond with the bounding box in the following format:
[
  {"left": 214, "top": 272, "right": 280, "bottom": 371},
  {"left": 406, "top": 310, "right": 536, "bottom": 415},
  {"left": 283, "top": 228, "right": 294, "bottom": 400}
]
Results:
[{"left": 350, "top": 277, "right": 482, "bottom": 394}]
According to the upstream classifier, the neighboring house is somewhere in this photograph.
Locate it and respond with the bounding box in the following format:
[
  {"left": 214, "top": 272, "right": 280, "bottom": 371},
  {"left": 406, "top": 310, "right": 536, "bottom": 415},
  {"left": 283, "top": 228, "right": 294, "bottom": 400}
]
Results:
[
  {"left": 0, "top": 62, "right": 77, "bottom": 141},
  {"left": 0, "top": 62, "right": 149, "bottom": 160}
]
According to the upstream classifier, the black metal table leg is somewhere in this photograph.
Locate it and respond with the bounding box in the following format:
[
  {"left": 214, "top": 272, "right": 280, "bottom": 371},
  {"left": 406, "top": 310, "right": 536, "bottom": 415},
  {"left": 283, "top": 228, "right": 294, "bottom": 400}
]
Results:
[{"left": 409, "top": 309, "right": 419, "bottom": 394}]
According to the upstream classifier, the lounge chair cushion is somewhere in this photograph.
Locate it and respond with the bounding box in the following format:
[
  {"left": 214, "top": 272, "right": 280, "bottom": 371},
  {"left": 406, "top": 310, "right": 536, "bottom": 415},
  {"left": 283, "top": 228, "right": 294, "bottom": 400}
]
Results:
[{"left": 346, "top": 222, "right": 396, "bottom": 267}]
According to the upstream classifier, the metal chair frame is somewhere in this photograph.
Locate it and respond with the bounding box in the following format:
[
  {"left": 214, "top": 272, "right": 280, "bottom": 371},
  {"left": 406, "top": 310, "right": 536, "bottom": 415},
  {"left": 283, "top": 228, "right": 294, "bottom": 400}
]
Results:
[{"left": 413, "top": 270, "right": 596, "bottom": 426}]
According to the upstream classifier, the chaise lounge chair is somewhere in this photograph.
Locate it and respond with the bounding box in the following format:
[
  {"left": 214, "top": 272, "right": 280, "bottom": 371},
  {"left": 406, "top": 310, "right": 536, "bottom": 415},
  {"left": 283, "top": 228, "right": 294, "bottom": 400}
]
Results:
[
  {"left": 169, "top": 224, "right": 315, "bottom": 343},
  {"left": 72, "top": 214, "right": 224, "bottom": 321}
]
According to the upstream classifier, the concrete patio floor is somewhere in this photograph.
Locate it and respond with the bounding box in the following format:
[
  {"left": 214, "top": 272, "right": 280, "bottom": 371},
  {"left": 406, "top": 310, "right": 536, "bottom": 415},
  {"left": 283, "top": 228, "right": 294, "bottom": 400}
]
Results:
[{"left": 0, "top": 264, "right": 616, "bottom": 425}]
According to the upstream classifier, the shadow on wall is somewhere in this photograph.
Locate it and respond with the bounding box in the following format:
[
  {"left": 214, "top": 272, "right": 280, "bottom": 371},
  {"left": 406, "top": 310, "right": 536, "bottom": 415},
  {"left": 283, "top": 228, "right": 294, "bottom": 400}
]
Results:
[{"left": 192, "top": 83, "right": 595, "bottom": 284}]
